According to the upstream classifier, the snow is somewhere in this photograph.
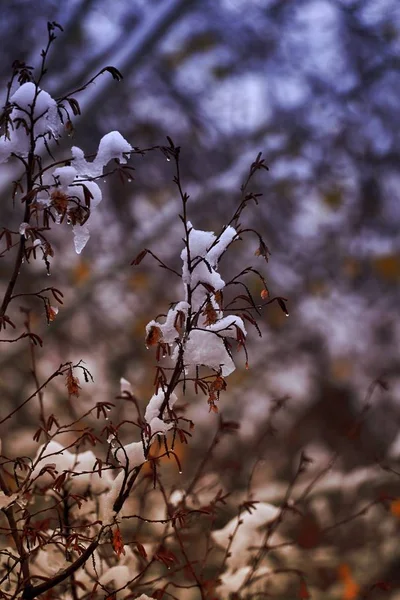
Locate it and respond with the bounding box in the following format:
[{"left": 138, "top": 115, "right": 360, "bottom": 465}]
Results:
[
  {"left": 212, "top": 502, "right": 280, "bottom": 569},
  {"left": 115, "top": 441, "right": 146, "bottom": 468},
  {"left": 145, "top": 301, "right": 189, "bottom": 344},
  {"left": 99, "top": 565, "right": 131, "bottom": 596},
  {"left": 181, "top": 222, "right": 237, "bottom": 311},
  {"left": 52, "top": 165, "right": 77, "bottom": 188},
  {"left": 100, "top": 470, "right": 124, "bottom": 524},
  {"left": 0, "top": 491, "right": 19, "bottom": 510},
  {"left": 71, "top": 131, "right": 132, "bottom": 178},
  {"left": 169, "top": 489, "right": 185, "bottom": 505},
  {"left": 32, "top": 441, "right": 112, "bottom": 494},
  {"left": 145, "top": 390, "right": 178, "bottom": 435},
  {"left": 184, "top": 329, "right": 235, "bottom": 376},
  {"left": 19, "top": 222, "right": 30, "bottom": 237},
  {"left": 59, "top": 131, "right": 131, "bottom": 253},
  {"left": 182, "top": 315, "right": 246, "bottom": 376},
  {"left": 207, "top": 315, "right": 246, "bottom": 337},
  {"left": 0, "top": 82, "right": 132, "bottom": 254},
  {"left": 217, "top": 565, "right": 271, "bottom": 594},
  {"left": 11, "top": 82, "right": 60, "bottom": 137},
  {"left": 0, "top": 83, "right": 61, "bottom": 164},
  {"left": 120, "top": 377, "right": 133, "bottom": 395},
  {"left": 144, "top": 222, "right": 246, "bottom": 378}
]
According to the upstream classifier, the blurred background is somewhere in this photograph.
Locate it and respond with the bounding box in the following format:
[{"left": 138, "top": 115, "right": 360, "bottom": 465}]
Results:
[{"left": 1, "top": 0, "right": 400, "bottom": 597}]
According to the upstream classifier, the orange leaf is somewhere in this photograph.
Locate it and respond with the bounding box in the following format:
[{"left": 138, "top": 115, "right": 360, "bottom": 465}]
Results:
[
  {"left": 146, "top": 325, "right": 163, "bottom": 347},
  {"left": 298, "top": 580, "right": 310, "bottom": 599},
  {"left": 65, "top": 367, "right": 80, "bottom": 397},
  {"left": 261, "top": 288, "right": 269, "bottom": 300},
  {"left": 71, "top": 259, "right": 91, "bottom": 285},
  {"left": 338, "top": 564, "right": 359, "bottom": 600},
  {"left": 46, "top": 305, "right": 59, "bottom": 323},
  {"left": 390, "top": 499, "right": 400, "bottom": 518},
  {"left": 112, "top": 525, "right": 125, "bottom": 559}
]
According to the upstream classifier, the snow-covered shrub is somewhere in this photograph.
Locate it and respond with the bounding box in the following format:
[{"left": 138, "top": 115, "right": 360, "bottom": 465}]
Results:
[{"left": 3, "top": 21, "right": 393, "bottom": 600}]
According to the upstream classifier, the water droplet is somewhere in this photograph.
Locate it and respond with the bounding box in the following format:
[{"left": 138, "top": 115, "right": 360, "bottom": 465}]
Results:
[
  {"left": 105, "top": 416, "right": 109, "bottom": 421},
  {"left": 285, "top": 313, "right": 289, "bottom": 317},
  {"left": 47, "top": 272, "right": 51, "bottom": 276},
  {"left": 127, "top": 178, "right": 132, "bottom": 183},
  {"left": 166, "top": 157, "right": 170, "bottom": 162},
  {"left": 178, "top": 470, "right": 182, "bottom": 475}
]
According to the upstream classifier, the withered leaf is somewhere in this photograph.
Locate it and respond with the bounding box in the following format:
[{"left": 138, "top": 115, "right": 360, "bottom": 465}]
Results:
[
  {"left": 146, "top": 325, "right": 163, "bottom": 347},
  {"left": 131, "top": 249, "right": 148, "bottom": 265}
]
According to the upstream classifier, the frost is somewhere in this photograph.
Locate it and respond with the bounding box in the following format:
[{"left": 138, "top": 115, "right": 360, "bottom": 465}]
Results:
[{"left": 145, "top": 390, "right": 178, "bottom": 435}]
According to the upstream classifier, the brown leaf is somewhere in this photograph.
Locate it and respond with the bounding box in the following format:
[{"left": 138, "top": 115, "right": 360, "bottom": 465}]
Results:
[
  {"left": 298, "top": 580, "right": 310, "bottom": 599},
  {"left": 203, "top": 298, "right": 218, "bottom": 325},
  {"left": 297, "top": 514, "right": 323, "bottom": 549},
  {"left": 131, "top": 248, "right": 148, "bottom": 265},
  {"left": 66, "top": 366, "right": 80, "bottom": 397},
  {"left": 112, "top": 525, "right": 125, "bottom": 559},
  {"left": 146, "top": 325, "right": 163, "bottom": 347}
]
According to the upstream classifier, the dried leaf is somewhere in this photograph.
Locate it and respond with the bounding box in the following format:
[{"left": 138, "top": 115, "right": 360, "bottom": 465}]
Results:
[
  {"left": 254, "top": 239, "right": 271, "bottom": 261},
  {"left": 146, "top": 325, "right": 163, "bottom": 347},
  {"left": 112, "top": 525, "right": 125, "bottom": 559},
  {"left": 298, "top": 580, "right": 310, "bottom": 599},
  {"left": 390, "top": 499, "right": 400, "bottom": 518},
  {"left": 66, "top": 366, "right": 80, "bottom": 397},
  {"left": 338, "top": 564, "right": 360, "bottom": 600},
  {"left": 297, "top": 514, "right": 322, "bottom": 549},
  {"left": 46, "top": 305, "right": 58, "bottom": 323},
  {"left": 136, "top": 542, "right": 147, "bottom": 559},
  {"left": 277, "top": 297, "right": 289, "bottom": 316},
  {"left": 203, "top": 298, "right": 218, "bottom": 325},
  {"left": 131, "top": 248, "right": 148, "bottom": 265}
]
